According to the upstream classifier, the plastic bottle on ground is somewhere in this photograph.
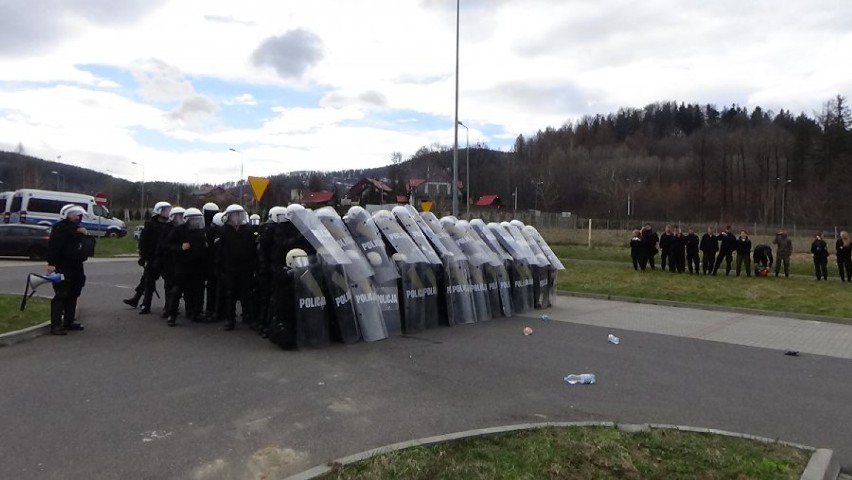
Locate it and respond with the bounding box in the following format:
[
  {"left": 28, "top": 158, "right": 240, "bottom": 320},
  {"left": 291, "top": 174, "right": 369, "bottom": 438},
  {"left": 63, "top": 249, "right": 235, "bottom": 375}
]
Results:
[
  {"left": 563, "top": 374, "right": 596, "bottom": 385},
  {"left": 608, "top": 334, "right": 620, "bottom": 345}
]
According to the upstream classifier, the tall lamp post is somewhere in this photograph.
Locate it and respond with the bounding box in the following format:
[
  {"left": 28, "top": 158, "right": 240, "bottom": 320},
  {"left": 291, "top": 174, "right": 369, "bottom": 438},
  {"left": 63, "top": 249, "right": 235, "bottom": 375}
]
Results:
[
  {"left": 457, "top": 121, "right": 469, "bottom": 216},
  {"left": 131, "top": 161, "right": 145, "bottom": 214},
  {"left": 778, "top": 177, "right": 792, "bottom": 230},
  {"left": 51, "top": 170, "right": 60, "bottom": 190},
  {"left": 452, "top": 0, "right": 460, "bottom": 217},
  {"left": 229, "top": 148, "right": 244, "bottom": 206},
  {"left": 626, "top": 178, "right": 642, "bottom": 219}
]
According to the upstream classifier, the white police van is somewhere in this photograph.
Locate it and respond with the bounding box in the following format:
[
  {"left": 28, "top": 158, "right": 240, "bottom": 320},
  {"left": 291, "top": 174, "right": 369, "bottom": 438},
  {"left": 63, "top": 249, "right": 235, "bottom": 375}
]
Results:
[
  {"left": 7, "top": 189, "right": 127, "bottom": 237},
  {"left": 0, "top": 191, "right": 13, "bottom": 223}
]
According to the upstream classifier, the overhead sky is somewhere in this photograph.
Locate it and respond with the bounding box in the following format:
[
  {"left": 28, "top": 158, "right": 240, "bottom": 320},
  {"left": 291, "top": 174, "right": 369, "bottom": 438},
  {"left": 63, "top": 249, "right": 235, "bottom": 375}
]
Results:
[{"left": 1, "top": 0, "right": 850, "bottom": 184}]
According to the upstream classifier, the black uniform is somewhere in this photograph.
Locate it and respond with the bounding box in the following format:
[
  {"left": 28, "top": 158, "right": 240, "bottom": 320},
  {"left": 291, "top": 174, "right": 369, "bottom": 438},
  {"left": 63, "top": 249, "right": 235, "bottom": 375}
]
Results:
[
  {"left": 218, "top": 223, "right": 258, "bottom": 330},
  {"left": 699, "top": 232, "right": 718, "bottom": 275},
  {"left": 630, "top": 234, "right": 642, "bottom": 271},
  {"left": 46, "top": 218, "right": 93, "bottom": 334},
  {"left": 685, "top": 233, "right": 700, "bottom": 274},
  {"left": 735, "top": 235, "right": 752, "bottom": 277},
  {"left": 639, "top": 228, "right": 659, "bottom": 270},
  {"left": 136, "top": 215, "right": 170, "bottom": 313},
  {"left": 659, "top": 231, "right": 674, "bottom": 271},
  {"left": 156, "top": 221, "right": 175, "bottom": 318},
  {"left": 165, "top": 222, "right": 209, "bottom": 325},
  {"left": 713, "top": 231, "right": 736, "bottom": 275},
  {"left": 811, "top": 237, "right": 829, "bottom": 280},
  {"left": 670, "top": 233, "right": 686, "bottom": 273},
  {"left": 753, "top": 244, "right": 773, "bottom": 275},
  {"left": 835, "top": 239, "right": 852, "bottom": 282}
]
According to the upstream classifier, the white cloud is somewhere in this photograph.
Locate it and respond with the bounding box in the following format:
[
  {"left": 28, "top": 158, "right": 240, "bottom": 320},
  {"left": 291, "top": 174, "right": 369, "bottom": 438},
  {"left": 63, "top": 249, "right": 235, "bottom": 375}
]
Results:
[{"left": 1, "top": 0, "right": 851, "bottom": 185}]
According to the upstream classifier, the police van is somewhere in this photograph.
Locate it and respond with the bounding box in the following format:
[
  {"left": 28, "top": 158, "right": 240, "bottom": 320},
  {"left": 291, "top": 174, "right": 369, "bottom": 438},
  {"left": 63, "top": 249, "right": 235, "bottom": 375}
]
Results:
[
  {"left": 7, "top": 189, "right": 127, "bottom": 237},
  {"left": 0, "top": 191, "right": 13, "bottom": 223}
]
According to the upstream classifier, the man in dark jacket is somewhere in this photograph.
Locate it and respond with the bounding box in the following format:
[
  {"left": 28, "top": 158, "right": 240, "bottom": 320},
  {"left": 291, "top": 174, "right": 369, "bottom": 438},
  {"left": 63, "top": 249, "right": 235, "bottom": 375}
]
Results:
[
  {"left": 699, "top": 226, "right": 718, "bottom": 275},
  {"left": 218, "top": 204, "right": 258, "bottom": 331},
  {"left": 836, "top": 231, "right": 852, "bottom": 282},
  {"left": 164, "top": 208, "right": 208, "bottom": 326},
  {"left": 735, "top": 230, "right": 753, "bottom": 277},
  {"left": 713, "top": 225, "right": 737, "bottom": 276},
  {"left": 685, "top": 228, "right": 700, "bottom": 275},
  {"left": 753, "top": 244, "right": 773, "bottom": 276},
  {"left": 639, "top": 224, "right": 659, "bottom": 270},
  {"left": 630, "top": 229, "right": 642, "bottom": 271},
  {"left": 659, "top": 224, "right": 674, "bottom": 271},
  {"left": 811, "top": 232, "right": 829, "bottom": 280},
  {"left": 46, "top": 205, "right": 93, "bottom": 335},
  {"left": 669, "top": 226, "right": 686, "bottom": 273},
  {"left": 124, "top": 201, "right": 171, "bottom": 314}
]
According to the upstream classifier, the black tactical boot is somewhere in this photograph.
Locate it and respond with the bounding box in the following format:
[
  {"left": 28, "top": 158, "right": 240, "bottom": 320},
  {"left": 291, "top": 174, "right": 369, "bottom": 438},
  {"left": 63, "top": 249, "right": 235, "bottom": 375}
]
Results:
[
  {"left": 167, "top": 316, "right": 176, "bottom": 327},
  {"left": 123, "top": 293, "right": 141, "bottom": 308}
]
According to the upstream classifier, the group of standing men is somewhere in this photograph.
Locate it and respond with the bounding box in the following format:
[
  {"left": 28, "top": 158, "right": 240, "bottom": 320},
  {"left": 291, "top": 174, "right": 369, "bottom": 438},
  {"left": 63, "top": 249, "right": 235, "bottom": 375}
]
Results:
[
  {"left": 122, "top": 201, "right": 309, "bottom": 331},
  {"left": 630, "top": 224, "right": 852, "bottom": 281}
]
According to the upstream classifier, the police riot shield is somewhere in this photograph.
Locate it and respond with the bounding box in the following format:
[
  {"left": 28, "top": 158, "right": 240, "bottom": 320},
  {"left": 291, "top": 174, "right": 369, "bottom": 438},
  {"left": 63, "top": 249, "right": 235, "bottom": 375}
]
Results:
[
  {"left": 344, "top": 206, "right": 402, "bottom": 336},
  {"left": 391, "top": 205, "right": 445, "bottom": 329},
  {"left": 459, "top": 220, "right": 513, "bottom": 317},
  {"left": 343, "top": 206, "right": 400, "bottom": 285},
  {"left": 488, "top": 222, "right": 534, "bottom": 313},
  {"left": 288, "top": 207, "right": 362, "bottom": 342},
  {"left": 439, "top": 217, "right": 492, "bottom": 322},
  {"left": 419, "top": 212, "right": 477, "bottom": 325},
  {"left": 268, "top": 262, "right": 330, "bottom": 350},
  {"left": 469, "top": 219, "right": 514, "bottom": 263},
  {"left": 523, "top": 224, "right": 565, "bottom": 308},
  {"left": 316, "top": 207, "right": 387, "bottom": 342},
  {"left": 373, "top": 210, "right": 438, "bottom": 334},
  {"left": 392, "top": 205, "right": 442, "bottom": 265},
  {"left": 503, "top": 221, "right": 550, "bottom": 309},
  {"left": 323, "top": 263, "right": 361, "bottom": 344}
]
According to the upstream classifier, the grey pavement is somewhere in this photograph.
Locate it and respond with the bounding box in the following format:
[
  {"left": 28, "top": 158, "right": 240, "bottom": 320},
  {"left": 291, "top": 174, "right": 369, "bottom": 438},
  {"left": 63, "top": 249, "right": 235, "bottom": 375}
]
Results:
[{"left": 0, "top": 259, "right": 850, "bottom": 479}]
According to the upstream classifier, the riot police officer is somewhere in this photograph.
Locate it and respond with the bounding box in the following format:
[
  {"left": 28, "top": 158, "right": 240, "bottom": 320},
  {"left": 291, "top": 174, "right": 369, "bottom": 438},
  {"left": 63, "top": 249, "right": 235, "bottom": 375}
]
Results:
[
  {"left": 217, "top": 204, "right": 258, "bottom": 331},
  {"left": 124, "top": 202, "right": 171, "bottom": 314},
  {"left": 164, "top": 208, "right": 209, "bottom": 326},
  {"left": 47, "top": 205, "right": 94, "bottom": 335}
]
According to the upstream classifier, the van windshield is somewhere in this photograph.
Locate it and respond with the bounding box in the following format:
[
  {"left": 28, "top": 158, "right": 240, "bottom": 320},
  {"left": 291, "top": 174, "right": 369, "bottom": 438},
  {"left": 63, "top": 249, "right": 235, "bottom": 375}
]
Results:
[
  {"left": 93, "top": 205, "right": 113, "bottom": 219},
  {"left": 10, "top": 196, "right": 22, "bottom": 212}
]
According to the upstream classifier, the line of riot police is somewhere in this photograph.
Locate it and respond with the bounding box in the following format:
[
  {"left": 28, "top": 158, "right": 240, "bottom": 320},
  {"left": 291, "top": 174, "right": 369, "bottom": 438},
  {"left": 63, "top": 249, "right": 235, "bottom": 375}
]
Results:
[{"left": 123, "top": 201, "right": 565, "bottom": 349}]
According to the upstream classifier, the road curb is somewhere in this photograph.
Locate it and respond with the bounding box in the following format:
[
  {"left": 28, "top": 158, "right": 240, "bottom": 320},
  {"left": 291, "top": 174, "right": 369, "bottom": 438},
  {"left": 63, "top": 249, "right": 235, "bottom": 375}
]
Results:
[
  {"left": 558, "top": 290, "right": 852, "bottom": 325},
  {"left": 0, "top": 321, "right": 49, "bottom": 347},
  {"left": 284, "top": 422, "right": 831, "bottom": 480}
]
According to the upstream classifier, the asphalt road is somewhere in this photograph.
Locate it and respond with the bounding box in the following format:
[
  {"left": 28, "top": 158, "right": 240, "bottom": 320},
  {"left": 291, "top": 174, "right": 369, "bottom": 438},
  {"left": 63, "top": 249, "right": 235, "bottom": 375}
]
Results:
[{"left": 0, "top": 259, "right": 850, "bottom": 479}]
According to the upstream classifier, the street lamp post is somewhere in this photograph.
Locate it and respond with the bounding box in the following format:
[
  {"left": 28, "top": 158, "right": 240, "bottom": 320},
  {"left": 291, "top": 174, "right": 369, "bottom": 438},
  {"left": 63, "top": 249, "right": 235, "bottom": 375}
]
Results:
[
  {"left": 229, "top": 148, "right": 244, "bottom": 206},
  {"left": 778, "top": 177, "right": 792, "bottom": 230},
  {"left": 452, "top": 0, "right": 460, "bottom": 217},
  {"left": 532, "top": 181, "right": 543, "bottom": 212},
  {"left": 457, "top": 121, "right": 469, "bottom": 216},
  {"left": 512, "top": 187, "right": 518, "bottom": 212},
  {"left": 626, "top": 178, "right": 642, "bottom": 219},
  {"left": 131, "top": 161, "right": 145, "bottom": 214},
  {"left": 51, "top": 170, "right": 60, "bottom": 190}
]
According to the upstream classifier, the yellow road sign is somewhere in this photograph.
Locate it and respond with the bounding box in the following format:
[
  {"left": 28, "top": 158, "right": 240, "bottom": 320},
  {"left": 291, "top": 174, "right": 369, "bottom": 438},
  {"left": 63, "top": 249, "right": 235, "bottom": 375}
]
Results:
[
  {"left": 420, "top": 200, "right": 433, "bottom": 212},
  {"left": 248, "top": 176, "right": 270, "bottom": 202}
]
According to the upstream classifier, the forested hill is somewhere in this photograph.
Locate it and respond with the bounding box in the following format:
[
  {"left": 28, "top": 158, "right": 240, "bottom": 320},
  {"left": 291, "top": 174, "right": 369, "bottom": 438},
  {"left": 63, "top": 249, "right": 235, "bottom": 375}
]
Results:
[
  {"left": 2, "top": 95, "right": 850, "bottom": 225},
  {"left": 508, "top": 96, "right": 852, "bottom": 225}
]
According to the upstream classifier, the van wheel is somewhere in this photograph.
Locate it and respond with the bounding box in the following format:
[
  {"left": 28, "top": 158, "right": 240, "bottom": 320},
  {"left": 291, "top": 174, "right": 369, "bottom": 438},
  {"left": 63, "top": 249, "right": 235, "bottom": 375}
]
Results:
[
  {"left": 28, "top": 246, "right": 47, "bottom": 261},
  {"left": 106, "top": 231, "right": 118, "bottom": 238}
]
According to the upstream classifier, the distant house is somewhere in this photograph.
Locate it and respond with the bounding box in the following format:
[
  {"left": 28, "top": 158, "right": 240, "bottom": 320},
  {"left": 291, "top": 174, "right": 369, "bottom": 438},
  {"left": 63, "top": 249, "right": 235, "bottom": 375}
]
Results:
[
  {"left": 190, "top": 185, "right": 228, "bottom": 204},
  {"left": 407, "top": 174, "right": 463, "bottom": 211},
  {"left": 474, "top": 194, "right": 502, "bottom": 208},
  {"left": 302, "top": 190, "right": 336, "bottom": 208},
  {"left": 346, "top": 177, "right": 393, "bottom": 206}
]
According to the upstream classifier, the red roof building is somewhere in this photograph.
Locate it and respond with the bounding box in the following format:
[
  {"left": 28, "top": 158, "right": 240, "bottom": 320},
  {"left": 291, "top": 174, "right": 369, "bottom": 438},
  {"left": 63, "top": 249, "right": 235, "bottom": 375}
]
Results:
[
  {"left": 302, "top": 190, "right": 336, "bottom": 207},
  {"left": 474, "top": 194, "right": 502, "bottom": 207}
]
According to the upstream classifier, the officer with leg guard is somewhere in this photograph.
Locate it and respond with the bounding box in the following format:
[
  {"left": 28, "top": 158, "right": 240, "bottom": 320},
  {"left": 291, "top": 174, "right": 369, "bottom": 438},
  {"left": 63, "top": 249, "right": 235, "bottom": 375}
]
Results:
[
  {"left": 201, "top": 203, "right": 220, "bottom": 320},
  {"left": 157, "top": 207, "right": 183, "bottom": 319},
  {"left": 46, "top": 205, "right": 94, "bottom": 335},
  {"left": 256, "top": 207, "right": 286, "bottom": 335},
  {"left": 164, "top": 208, "right": 208, "bottom": 326},
  {"left": 124, "top": 202, "right": 171, "bottom": 314},
  {"left": 218, "top": 205, "right": 258, "bottom": 331}
]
